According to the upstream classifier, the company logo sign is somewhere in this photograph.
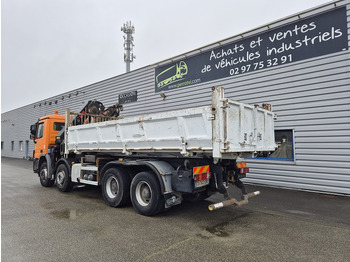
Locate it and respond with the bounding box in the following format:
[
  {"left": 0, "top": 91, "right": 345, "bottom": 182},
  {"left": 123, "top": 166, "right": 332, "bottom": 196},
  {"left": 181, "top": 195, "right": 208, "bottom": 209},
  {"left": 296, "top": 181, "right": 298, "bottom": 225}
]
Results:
[
  {"left": 156, "top": 61, "right": 188, "bottom": 89},
  {"left": 119, "top": 91, "right": 137, "bottom": 104}
]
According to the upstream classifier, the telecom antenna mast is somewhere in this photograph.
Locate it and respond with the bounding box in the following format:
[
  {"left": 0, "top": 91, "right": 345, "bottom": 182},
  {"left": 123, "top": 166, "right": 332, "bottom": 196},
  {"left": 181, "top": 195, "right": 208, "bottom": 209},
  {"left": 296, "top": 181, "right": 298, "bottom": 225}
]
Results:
[{"left": 121, "top": 21, "right": 135, "bottom": 73}]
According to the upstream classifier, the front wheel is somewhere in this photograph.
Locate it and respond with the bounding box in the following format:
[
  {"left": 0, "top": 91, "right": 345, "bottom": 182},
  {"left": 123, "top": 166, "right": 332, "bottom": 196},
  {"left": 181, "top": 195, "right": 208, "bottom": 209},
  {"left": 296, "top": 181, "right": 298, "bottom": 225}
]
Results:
[
  {"left": 130, "top": 172, "right": 164, "bottom": 216},
  {"left": 39, "top": 162, "right": 54, "bottom": 187},
  {"left": 55, "top": 163, "right": 73, "bottom": 192}
]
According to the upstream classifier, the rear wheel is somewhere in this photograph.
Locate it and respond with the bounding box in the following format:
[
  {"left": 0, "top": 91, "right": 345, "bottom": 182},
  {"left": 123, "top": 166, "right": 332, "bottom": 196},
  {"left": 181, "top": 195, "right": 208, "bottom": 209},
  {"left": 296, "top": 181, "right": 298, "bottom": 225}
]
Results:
[
  {"left": 39, "top": 162, "right": 54, "bottom": 187},
  {"left": 101, "top": 168, "right": 131, "bottom": 207},
  {"left": 55, "top": 163, "right": 73, "bottom": 192},
  {"left": 131, "top": 172, "right": 164, "bottom": 216}
]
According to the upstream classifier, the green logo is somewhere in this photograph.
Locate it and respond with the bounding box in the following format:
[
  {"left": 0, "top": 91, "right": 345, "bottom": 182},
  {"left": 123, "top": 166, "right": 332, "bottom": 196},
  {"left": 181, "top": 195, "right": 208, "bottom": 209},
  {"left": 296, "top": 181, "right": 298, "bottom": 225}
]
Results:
[{"left": 156, "top": 61, "right": 188, "bottom": 89}]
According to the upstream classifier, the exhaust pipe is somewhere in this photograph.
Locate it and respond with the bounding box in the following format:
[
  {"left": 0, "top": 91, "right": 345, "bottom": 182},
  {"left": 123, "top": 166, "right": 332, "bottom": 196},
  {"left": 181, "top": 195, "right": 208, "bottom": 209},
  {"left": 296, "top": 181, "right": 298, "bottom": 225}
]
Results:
[{"left": 208, "top": 191, "right": 260, "bottom": 211}]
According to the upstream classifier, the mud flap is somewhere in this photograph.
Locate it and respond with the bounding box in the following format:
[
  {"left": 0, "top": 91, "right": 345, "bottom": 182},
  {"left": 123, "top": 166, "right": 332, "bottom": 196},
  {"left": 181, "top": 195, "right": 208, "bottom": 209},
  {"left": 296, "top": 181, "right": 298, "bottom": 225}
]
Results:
[{"left": 43, "top": 154, "right": 54, "bottom": 180}]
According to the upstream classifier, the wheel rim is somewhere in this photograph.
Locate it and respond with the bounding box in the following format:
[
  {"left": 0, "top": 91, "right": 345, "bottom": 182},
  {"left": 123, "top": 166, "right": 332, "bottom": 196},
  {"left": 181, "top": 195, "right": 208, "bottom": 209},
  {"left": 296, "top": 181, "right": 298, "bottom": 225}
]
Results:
[
  {"left": 56, "top": 170, "right": 66, "bottom": 187},
  {"left": 106, "top": 176, "right": 119, "bottom": 199},
  {"left": 40, "top": 167, "right": 48, "bottom": 181},
  {"left": 135, "top": 181, "right": 152, "bottom": 207}
]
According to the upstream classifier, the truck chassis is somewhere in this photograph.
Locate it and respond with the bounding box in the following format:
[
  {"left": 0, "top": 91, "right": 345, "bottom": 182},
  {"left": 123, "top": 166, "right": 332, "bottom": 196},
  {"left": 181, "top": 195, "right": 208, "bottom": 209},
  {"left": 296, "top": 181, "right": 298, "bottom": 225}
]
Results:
[{"left": 32, "top": 87, "right": 274, "bottom": 216}]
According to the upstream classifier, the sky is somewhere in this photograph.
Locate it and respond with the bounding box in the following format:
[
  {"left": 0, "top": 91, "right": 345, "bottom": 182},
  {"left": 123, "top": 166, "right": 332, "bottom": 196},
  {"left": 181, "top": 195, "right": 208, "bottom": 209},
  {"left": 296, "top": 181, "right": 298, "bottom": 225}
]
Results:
[{"left": 1, "top": 0, "right": 332, "bottom": 112}]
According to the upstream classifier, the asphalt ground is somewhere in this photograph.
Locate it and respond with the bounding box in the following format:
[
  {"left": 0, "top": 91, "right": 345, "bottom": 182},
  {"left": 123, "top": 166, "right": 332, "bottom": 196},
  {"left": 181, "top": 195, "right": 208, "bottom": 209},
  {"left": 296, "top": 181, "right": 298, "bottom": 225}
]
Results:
[{"left": 2, "top": 157, "right": 350, "bottom": 261}]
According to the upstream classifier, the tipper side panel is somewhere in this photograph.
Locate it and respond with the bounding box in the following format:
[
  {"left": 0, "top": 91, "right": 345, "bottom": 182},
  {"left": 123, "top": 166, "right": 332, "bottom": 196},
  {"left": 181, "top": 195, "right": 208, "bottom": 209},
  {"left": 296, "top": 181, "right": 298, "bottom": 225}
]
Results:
[{"left": 67, "top": 106, "right": 213, "bottom": 155}]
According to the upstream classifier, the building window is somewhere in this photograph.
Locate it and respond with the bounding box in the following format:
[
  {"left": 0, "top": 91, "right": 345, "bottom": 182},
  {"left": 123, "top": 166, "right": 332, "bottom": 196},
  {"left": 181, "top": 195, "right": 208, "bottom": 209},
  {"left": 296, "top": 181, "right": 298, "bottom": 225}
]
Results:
[
  {"left": 11, "top": 141, "right": 14, "bottom": 151},
  {"left": 255, "top": 129, "right": 294, "bottom": 161},
  {"left": 1, "top": 141, "right": 3, "bottom": 150},
  {"left": 19, "top": 141, "right": 24, "bottom": 151}
]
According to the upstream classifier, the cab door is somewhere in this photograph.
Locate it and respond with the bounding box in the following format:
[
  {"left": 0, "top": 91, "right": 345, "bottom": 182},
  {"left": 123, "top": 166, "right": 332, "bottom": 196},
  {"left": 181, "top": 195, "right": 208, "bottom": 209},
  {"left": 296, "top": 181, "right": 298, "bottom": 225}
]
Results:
[{"left": 34, "top": 121, "right": 46, "bottom": 159}]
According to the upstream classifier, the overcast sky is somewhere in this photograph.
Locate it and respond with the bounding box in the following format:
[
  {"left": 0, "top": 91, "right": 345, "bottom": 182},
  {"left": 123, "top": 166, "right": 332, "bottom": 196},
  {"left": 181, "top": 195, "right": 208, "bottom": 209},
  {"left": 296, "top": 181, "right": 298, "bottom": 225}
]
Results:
[{"left": 1, "top": 0, "right": 331, "bottom": 112}]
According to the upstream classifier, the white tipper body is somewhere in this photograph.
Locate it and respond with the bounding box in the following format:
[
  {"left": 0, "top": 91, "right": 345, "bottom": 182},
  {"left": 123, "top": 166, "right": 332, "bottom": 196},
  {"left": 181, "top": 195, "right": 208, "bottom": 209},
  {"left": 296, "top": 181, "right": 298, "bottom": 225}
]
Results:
[{"left": 65, "top": 87, "right": 275, "bottom": 161}]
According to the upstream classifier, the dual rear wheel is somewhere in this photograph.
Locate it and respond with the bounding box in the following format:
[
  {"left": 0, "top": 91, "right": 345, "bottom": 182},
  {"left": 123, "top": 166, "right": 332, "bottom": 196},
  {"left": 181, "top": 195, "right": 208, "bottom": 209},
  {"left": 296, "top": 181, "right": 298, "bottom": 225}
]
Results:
[
  {"left": 130, "top": 172, "right": 165, "bottom": 216},
  {"left": 101, "top": 169, "right": 164, "bottom": 216},
  {"left": 101, "top": 168, "right": 131, "bottom": 207}
]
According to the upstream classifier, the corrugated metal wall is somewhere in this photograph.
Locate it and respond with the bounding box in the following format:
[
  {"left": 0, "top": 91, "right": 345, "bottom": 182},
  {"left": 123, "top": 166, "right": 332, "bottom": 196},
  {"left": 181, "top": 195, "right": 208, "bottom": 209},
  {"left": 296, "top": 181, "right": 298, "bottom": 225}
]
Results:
[
  {"left": 231, "top": 50, "right": 350, "bottom": 194},
  {"left": 2, "top": 1, "right": 349, "bottom": 194}
]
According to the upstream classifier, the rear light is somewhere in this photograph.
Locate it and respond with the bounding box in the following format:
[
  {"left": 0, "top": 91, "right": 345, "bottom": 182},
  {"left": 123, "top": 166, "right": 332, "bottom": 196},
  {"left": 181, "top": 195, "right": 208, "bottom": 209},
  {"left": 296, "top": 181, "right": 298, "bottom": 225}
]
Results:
[
  {"left": 237, "top": 162, "right": 248, "bottom": 174},
  {"left": 193, "top": 172, "right": 212, "bottom": 181},
  {"left": 240, "top": 167, "right": 249, "bottom": 174}
]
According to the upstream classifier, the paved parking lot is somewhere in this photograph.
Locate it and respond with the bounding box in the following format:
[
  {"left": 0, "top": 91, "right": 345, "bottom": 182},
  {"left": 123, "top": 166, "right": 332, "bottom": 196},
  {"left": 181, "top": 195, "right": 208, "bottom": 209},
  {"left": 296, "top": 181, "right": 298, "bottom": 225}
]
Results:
[{"left": 2, "top": 157, "right": 350, "bottom": 261}]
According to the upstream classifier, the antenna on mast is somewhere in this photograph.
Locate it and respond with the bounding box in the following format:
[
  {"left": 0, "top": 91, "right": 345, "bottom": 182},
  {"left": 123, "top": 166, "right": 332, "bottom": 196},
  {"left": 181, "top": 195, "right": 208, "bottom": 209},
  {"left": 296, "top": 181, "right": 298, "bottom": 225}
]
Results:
[{"left": 121, "top": 21, "right": 136, "bottom": 73}]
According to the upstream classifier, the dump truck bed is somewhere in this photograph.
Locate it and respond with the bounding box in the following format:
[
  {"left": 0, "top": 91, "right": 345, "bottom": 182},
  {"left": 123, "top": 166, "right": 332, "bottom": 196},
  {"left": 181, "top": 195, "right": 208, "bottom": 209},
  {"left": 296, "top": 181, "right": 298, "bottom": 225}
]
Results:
[{"left": 65, "top": 87, "right": 275, "bottom": 159}]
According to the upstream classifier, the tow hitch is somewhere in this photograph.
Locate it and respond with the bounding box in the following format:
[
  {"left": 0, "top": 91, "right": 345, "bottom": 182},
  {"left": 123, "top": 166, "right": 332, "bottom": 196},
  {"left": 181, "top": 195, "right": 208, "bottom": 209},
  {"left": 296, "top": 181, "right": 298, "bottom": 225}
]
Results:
[{"left": 208, "top": 191, "right": 260, "bottom": 211}]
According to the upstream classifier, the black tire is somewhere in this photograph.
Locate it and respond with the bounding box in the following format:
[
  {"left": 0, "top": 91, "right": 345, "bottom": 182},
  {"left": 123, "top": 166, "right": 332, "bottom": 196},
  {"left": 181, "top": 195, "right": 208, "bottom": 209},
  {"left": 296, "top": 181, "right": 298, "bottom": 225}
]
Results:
[
  {"left": 131, "top": 171, "right": 165, "bottom": 216},
  {"left": 39, "top": 162, "right": 54, "bottom": 187},
  {"left": 55, "top": 163, "right": 73, "bottom": 192},
  {"left": 101, "top": 168, "right": 131, "bottom": 207}
]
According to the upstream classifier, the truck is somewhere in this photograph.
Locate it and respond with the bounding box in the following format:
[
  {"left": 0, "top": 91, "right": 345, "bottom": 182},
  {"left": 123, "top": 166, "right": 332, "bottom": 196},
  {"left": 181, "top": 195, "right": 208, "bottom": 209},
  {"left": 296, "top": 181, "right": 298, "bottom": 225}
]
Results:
[{"left": 30, "top": 86, "right": 276, "bottom": 216}]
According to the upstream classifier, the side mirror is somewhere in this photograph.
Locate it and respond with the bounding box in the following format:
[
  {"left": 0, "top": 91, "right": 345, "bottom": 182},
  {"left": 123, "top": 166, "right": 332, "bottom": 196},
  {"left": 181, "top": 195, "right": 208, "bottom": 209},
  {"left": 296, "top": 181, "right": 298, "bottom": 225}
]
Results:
[{"left": 30, "top": 124, "right": 37, "bottom": 140}]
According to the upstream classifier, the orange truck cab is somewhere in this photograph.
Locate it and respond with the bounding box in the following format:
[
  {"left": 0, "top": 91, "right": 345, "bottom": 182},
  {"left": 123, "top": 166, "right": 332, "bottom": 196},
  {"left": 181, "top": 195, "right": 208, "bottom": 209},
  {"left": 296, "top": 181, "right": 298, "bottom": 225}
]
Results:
[{"left": 30, "top": 110, "right": 65, "bottom": 185}]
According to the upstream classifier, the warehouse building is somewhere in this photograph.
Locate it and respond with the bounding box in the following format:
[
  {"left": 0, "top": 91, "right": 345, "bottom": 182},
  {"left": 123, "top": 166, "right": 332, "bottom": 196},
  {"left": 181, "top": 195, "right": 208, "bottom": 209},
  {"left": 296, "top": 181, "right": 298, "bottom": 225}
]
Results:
[{"left": 2, "top": 0, "right": 349, "bottom": 194}]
